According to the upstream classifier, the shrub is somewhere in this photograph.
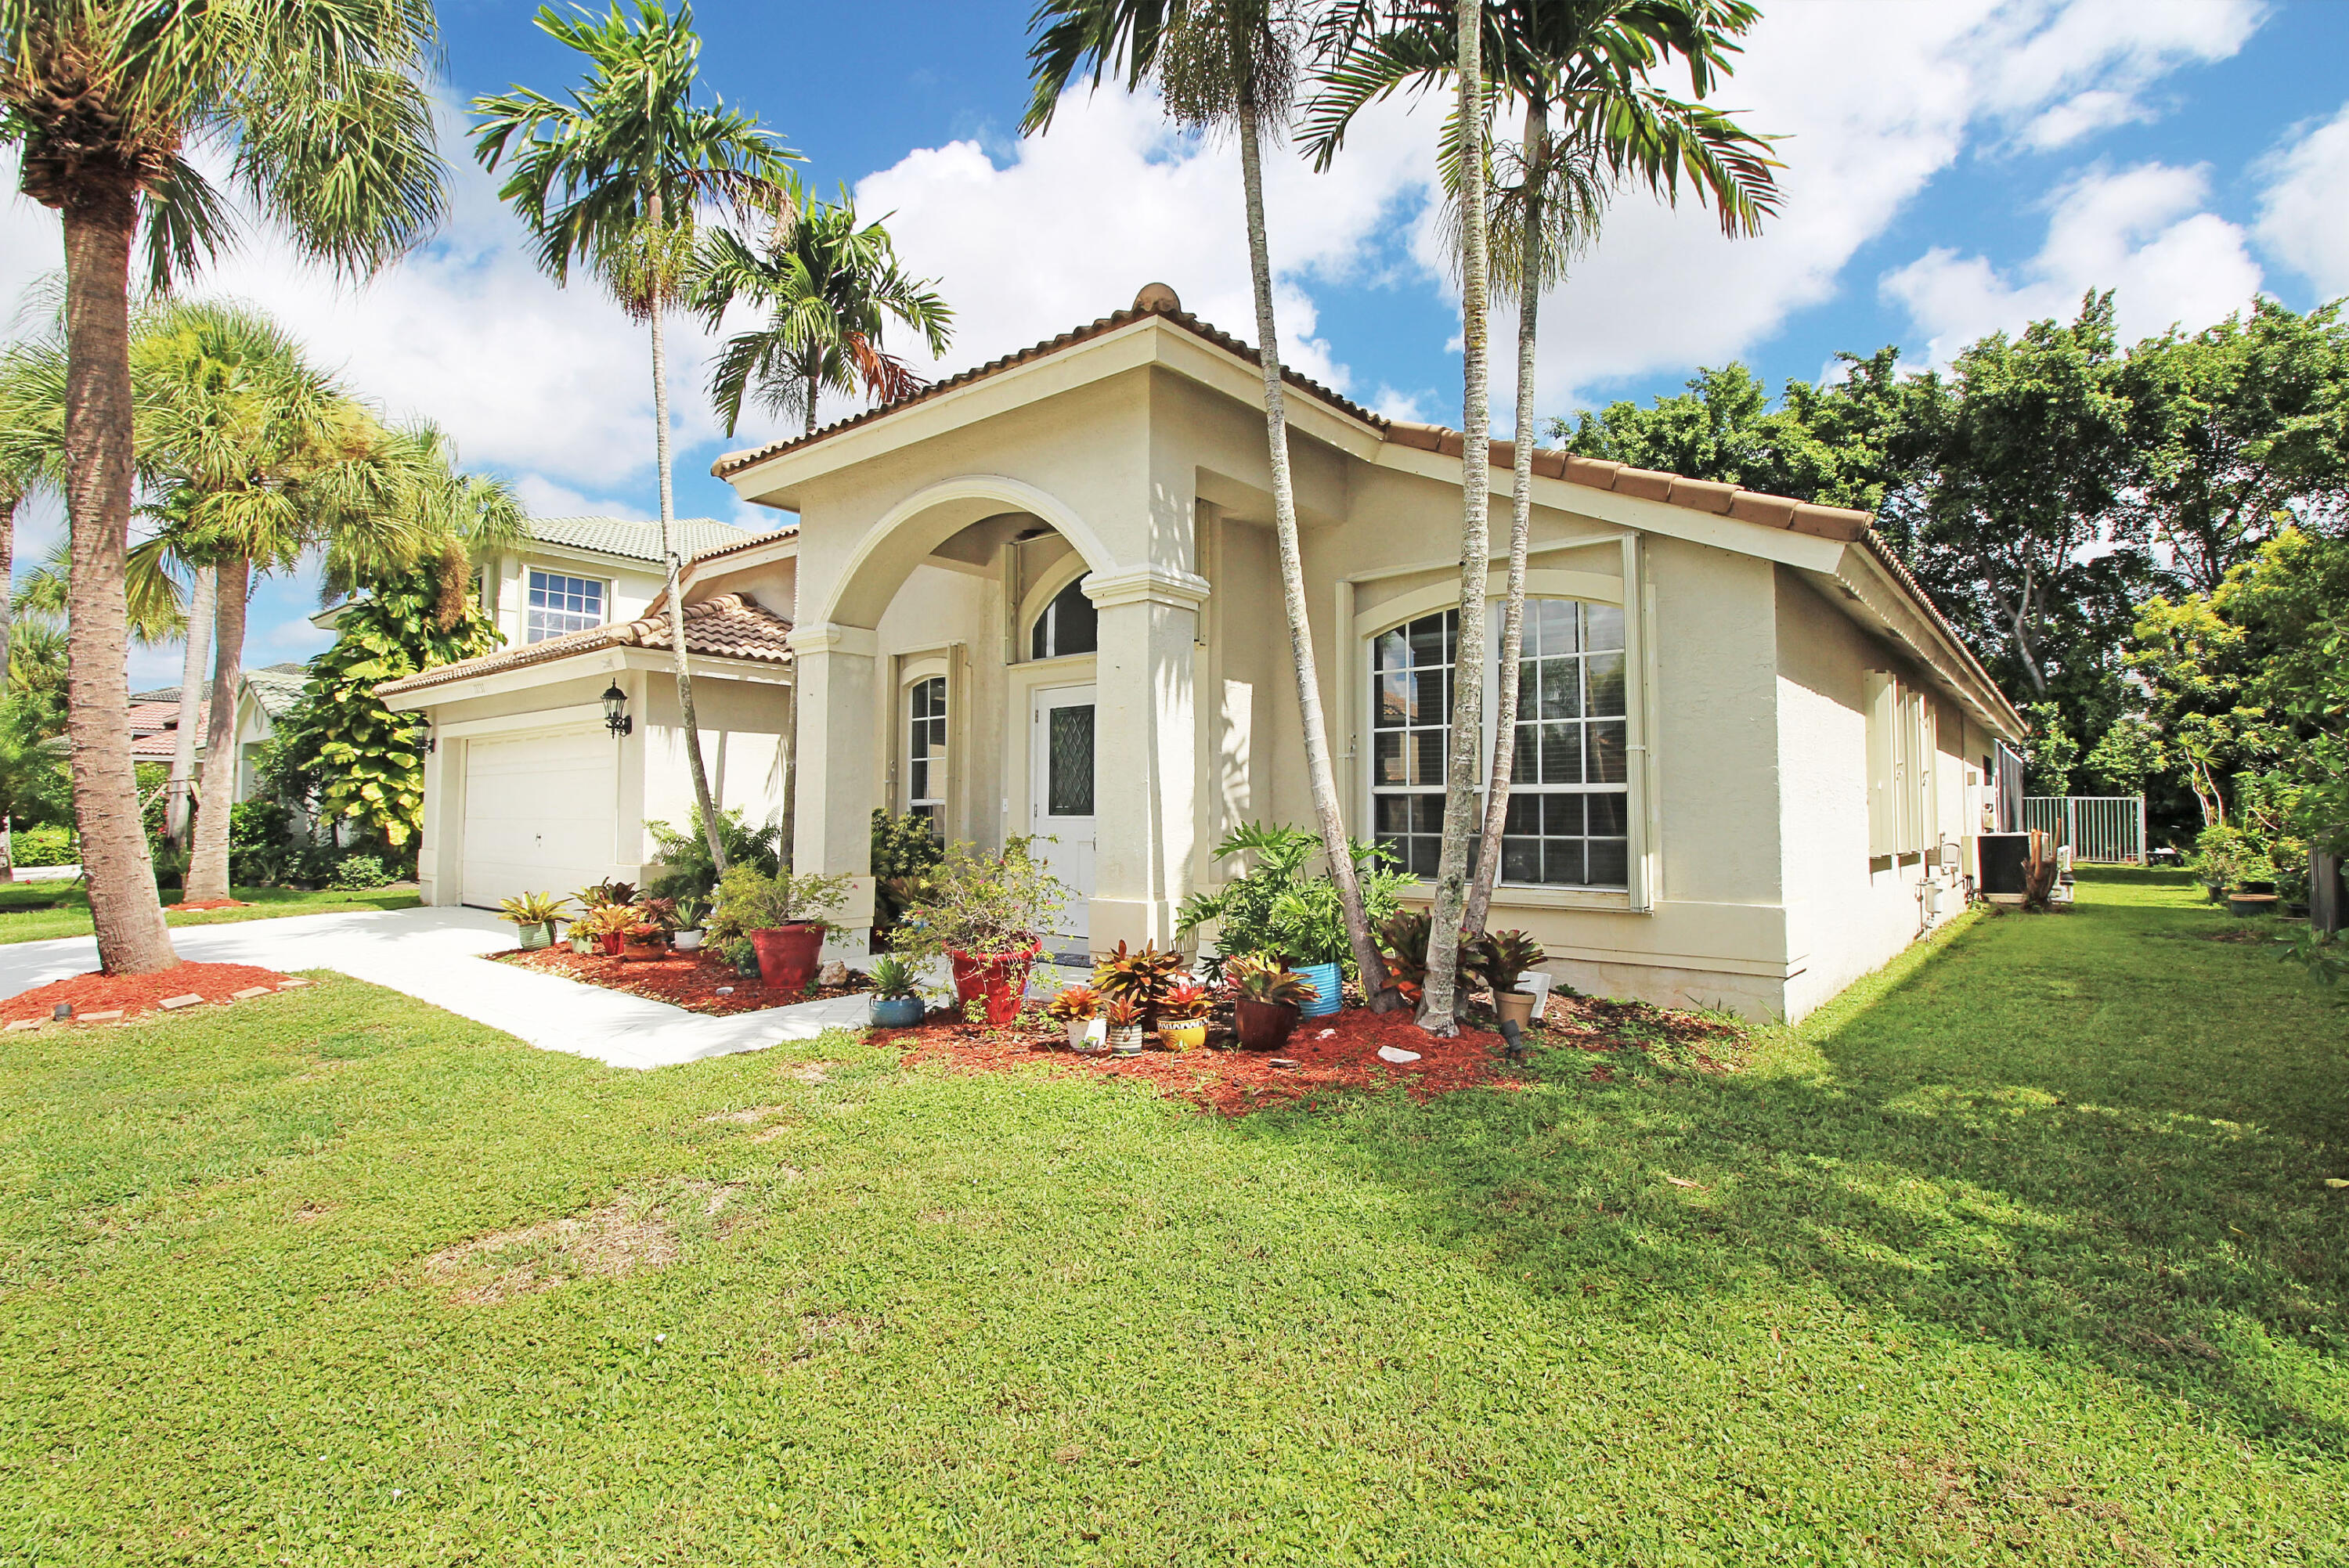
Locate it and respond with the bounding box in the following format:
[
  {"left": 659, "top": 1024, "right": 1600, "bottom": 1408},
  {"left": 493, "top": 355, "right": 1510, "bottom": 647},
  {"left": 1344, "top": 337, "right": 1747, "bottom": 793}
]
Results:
[
  {"left": 704, "top": 863, "right": 852, "bottom": 944},
  {"left": 644, "top": 808, "right": 781, "bottom": 901},
  {"left": 10, "top": 824, "right": 74, "bottom": 867},
  {"left": 871, "top": 809, "right": 947, "bottom": 926},
  {"left": 2189, "top": 824, "right": 2273, "bottom": 892},
  {"left": 233, "top": 842, "right": 340, "bottom": 889},
  {"left": 1176, "top": 822, "right": 1411, "bottom": 975},
  {"left": 229, "top": 800, "right": 295, "bottom": 854},
  {"left": 328, "top": 854, "right": 395, "bottom": 892},
  {"left": 890, "top": 837, "right": 1068, "bottom": 965}
]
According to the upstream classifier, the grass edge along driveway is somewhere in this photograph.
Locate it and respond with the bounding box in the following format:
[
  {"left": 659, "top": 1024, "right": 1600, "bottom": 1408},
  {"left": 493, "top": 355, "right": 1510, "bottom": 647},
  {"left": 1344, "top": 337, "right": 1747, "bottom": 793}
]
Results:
[
  {"left": 0, "top": 883, "right": 419, "bottom": 946},
  {"left": 0, "top": 868, "right": 2340, "bottom": 1564}
]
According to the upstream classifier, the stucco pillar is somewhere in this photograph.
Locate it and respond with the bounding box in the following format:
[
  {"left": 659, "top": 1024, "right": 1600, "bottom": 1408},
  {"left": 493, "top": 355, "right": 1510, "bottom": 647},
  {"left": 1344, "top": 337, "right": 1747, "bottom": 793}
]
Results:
[
  {"left": 785, "top": 623, "right": 880, "bottom": 959},
  {"left": 1086, "top": 566, "right": 1211, "bottom": 951},
  {"left": 419, "top": 728, "right": 465, "bottom": 907}
]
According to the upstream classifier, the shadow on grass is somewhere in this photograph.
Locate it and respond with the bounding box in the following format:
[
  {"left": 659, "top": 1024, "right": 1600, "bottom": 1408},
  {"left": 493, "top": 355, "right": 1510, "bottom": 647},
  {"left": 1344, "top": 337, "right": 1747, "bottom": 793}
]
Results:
[{"left": 1236, "top": 874, "right": 2349, "bottom": 1459}]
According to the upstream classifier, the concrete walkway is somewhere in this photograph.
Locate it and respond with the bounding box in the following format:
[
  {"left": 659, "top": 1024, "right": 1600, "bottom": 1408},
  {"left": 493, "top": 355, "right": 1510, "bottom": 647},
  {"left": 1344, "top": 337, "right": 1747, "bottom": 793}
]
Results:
[{"left": 0, "top": 906, "right": 872, "bottom": 1070}]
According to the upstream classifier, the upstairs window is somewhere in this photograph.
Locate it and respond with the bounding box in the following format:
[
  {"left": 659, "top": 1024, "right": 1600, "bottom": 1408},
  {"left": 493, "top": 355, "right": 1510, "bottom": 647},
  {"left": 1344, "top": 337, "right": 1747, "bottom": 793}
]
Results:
[
  {"left": 1030, "top": 576, "right": 1097, "bottom": 659},
  {"left": 525, "top": 569, "right": 604, "bottom": 643}
]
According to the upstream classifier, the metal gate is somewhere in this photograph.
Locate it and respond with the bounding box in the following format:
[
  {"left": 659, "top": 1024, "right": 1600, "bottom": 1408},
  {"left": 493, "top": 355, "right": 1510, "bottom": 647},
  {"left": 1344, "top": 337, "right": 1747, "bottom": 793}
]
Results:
[{"left": 2022, "top": 796, "right": 2146, "bottom": 864}]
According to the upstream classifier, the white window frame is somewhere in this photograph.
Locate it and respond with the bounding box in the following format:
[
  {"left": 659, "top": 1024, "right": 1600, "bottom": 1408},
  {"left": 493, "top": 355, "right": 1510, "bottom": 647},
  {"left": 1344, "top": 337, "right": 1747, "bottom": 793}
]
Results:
[
  {"left": 1866, "top": 670, "right": 1939, "bottom": 860},
  {"left": 904, "top": 669, "right": 949, "bottom": 834},
  {"left": 1351, "top": 553, "right": 1651, "bottom": 909},
  {"left": 523, "top": 567, "right": 608, "bottom": 643}
]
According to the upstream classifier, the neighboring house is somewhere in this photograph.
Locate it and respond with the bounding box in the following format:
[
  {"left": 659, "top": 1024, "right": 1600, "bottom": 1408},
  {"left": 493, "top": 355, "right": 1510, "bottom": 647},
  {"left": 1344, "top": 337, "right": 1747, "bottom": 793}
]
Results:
[
  {"left": 130, "top": 661, "right": 308, "bottom": 808},
  {"left": 384, "top": 287, "right": 2024, "bottom": 1022}
]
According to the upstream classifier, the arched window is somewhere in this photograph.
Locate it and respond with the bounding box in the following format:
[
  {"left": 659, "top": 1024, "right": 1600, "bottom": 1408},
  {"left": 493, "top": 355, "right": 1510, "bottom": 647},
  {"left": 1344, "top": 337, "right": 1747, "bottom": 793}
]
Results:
[
  {"left": 906, "top": 675, "right": 947, "bottom": 834},
  {"left": 1030, "top": 575, "right": 1097, "bottom": 659},
  {"left": 1369, "top": 597, "right": 1629, "bottom": 889}
]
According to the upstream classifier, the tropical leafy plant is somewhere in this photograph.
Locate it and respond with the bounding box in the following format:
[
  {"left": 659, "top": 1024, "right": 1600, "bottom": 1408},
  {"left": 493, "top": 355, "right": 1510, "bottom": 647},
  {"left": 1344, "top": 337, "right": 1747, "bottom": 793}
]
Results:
[
  {"left": 2189, "top": 824, "right": 2271, "bottom": 894},
  {"left": 890, "top": 837, "right": 1068, "bottom": 964},
  {"left": 1224, "top": 954, "right": 1315, "bottom": 1007},
  {"left": 644, "top": 807, "right": 781, "bottom": 900},
  {"left": 1092, "top": 941, "right": 1186, "bottom": 1013},
  {"left": 868, "top": 954, "right": 922, "bottom": 1002},
  {"left": 705, "top": 863, "right": 851, "bottom": 943},
  {"left": 1177, "top": 822, "right": 1412, "bottom": 974},
  {"left": 871, "top": 808, "right": 948, "bottom": 928},
  {"left": 576, "top": 878, "right": 640, "bottom": 911},
  {"left": 1157, "top": 981, "right": 1211, "bottom": 1022},
  {"left": 327, "top": 854, "right": 394, "bottom": 892},
  {"left": 672, "top": 896, "right": 709, "bottom": 932},
  {"left": 1375, "top": 908, "right": 1497, "bottom": 1006},
  {"left": 1045, "top": 984, "right": 1099, "bottom": 1022},
  {"left": 265, "top": 564, "right": 503, "bottom": 849},
  {"left": 499, "top": 891, "right": 572, "bottom": 928},
  {"left": 1102, "top": 996, "right": 1145, "bottom": 1029},
  {"left": 1481, "top": 929, "right": 1545, "bottom": 993}
]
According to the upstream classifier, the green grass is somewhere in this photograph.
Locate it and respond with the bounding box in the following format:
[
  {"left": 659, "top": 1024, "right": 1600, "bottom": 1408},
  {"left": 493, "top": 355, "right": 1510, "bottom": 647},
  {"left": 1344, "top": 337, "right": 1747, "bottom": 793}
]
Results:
[
  {"left": 0, "top": 881, "right": 418, "bottom": 944},
  {"left": 0, "top": 869, "right": 2340, "bottom": 1564}
]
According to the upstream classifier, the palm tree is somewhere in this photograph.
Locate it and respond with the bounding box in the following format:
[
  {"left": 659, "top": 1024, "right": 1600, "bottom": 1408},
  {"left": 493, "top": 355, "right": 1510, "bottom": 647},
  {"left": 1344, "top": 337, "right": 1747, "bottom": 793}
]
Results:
[
  {"left": 691, "top": 190, "right": 953, "bottom": 440},
  {"left": 0, "top": 0, "right": 446, "bottom": 972},
  {"left": 472, "top": 0, "right": 799, "bottom": 878},
  {"left": 1308, "top": 0, "right": 1780, "bottom": 1029},
  {"left": 1026, "top": 0, "right": 1398, "bottom": 1009}
]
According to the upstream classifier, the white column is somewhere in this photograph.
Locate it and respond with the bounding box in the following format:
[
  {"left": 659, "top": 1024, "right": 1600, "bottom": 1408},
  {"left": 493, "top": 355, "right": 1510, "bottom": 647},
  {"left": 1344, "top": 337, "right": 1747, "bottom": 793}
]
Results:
[
  {"left": 1085, "top": 566, "right": 1211, "bottom": 950},
  {"left": 785, "top": 622, "right": 880, "bottom": 958},
  {"left": 418, "top": 726, "right": 465, "bottom": 907}
]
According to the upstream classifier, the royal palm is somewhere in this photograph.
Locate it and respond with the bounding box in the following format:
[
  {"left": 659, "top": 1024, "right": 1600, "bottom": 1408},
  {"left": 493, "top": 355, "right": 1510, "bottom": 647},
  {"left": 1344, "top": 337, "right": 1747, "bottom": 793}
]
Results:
[
  {"left": 473, "top": 0, "right": 799, "bottom": 876},
  {"left": 0, "top": 0, "right": 445, "bottom": 971},
  {"left": 1308, "top": 0, "right": 1778, "bottom": 1029},
  {"left": 1026, "top": 0, "right": 1398, "bottom": 1008}
]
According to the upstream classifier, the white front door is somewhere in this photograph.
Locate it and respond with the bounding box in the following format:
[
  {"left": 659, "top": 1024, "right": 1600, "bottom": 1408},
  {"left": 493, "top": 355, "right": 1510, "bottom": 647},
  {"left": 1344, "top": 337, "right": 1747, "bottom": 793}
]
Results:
[
  {"left": 1029, "top": 683, "right": 1096, "bottom": 955},
  {"left": 460, "top": 728, "right": 618, "bottom": 908}
]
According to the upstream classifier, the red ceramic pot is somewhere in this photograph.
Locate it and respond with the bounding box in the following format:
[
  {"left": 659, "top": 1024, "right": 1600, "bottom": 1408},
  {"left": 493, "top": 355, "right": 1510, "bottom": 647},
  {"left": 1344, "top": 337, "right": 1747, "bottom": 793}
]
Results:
[
  {"left": 751, "top": 923, "right": 826, "bottom": 993},
  {"left": 948, "top": 940, "right": 1041, "bottom": 1026},
  {"left": 1234, "top": 997, "right": 1300, "bottom": 1051},
  {"left": 598, "top": 931, "right": 626, "bottom": 957}
]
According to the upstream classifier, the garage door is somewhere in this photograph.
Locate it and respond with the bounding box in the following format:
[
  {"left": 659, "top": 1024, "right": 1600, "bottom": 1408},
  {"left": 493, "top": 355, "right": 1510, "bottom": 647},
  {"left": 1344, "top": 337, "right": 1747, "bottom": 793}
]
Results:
[{"left": 460, "top": 728, "right": 619, "bottom": 908}]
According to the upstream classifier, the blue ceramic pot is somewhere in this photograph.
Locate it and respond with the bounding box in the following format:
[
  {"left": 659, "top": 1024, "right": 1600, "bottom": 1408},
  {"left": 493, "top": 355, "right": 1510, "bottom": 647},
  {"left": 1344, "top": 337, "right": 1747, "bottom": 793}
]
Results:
[
  {"left": 1295, "top": 961, "right": 1343, "bottom": 1018},
  {"left": 869, "top": 995, "right": 926, "bottom": 1029}
]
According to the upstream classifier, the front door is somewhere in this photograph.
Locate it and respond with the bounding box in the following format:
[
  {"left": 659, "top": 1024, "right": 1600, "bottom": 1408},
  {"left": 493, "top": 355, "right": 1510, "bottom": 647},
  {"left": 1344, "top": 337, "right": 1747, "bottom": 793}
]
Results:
[{"left": 1029, "top": 683, "right": 1096, "bottom": 958}]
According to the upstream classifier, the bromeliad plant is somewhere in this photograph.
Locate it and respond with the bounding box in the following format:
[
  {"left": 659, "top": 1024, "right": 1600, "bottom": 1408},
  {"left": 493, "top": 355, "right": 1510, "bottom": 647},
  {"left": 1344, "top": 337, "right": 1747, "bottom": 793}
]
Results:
[
  {"left": 499, "top": 891, "right": 572, "bottom": 931},
  {"left": 1224, "top": 954, "right": 1315, "bottom": 1008},
  {"left": 1045, "top": 985, "right": 1100, "bottom": 1022},
  {"left": 1157, "top": 982, "right": 1210, "bottom": 1022},
  {"left": 1481, "top": 931, "right": 1546, "bottom": 996},
  {"left": 1376, "top": 910, "right": 1496, "bottom": 1007},
  {"left": 1092, "top": 941, "right": 1186, "bottom": 1015}
]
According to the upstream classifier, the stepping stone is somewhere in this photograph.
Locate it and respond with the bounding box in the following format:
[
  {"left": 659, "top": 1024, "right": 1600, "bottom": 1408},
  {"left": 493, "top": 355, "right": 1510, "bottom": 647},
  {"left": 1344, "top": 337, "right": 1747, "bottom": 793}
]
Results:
[
  {"left": 230, "top": 986, "right": 272, "bottom": 1000},
  {"left": 79, "top": 1010, "right": 123, "bottom": 1023},
  {"left": 158, "top": 993, "right": 204, "bottom": 1011},
  {"left": 276, "top": 979, "right": 311, "bottom": 989},
  {"left": 5, "top": 1019, "right": 41, "bottom": 1033}
]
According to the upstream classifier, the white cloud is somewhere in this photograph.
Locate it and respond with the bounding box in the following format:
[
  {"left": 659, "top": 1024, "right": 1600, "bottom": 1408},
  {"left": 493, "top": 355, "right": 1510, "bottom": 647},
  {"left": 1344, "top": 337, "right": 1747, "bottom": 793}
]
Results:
[
  {"left": 845, "top": 85, "right": 1440, "bottom": 407},
  {"left": 512, "top": 474, "right": 645, "bottom": 521},
  {"left": 2254, "top": 101, "right": 2349, "bottom": 297},
  {"left": 1881, "top": 162, "right": 2261, "bottom": 360},
  {"left": 1510, "top": 0, "right": 2264, "bottom": 411}
]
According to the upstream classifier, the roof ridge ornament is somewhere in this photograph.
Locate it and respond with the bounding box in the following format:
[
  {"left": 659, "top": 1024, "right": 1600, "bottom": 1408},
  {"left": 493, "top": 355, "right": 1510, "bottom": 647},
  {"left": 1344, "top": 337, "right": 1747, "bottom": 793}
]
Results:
[{"left": 1131, "top": 282, "right": 1180, "bottom": 314}]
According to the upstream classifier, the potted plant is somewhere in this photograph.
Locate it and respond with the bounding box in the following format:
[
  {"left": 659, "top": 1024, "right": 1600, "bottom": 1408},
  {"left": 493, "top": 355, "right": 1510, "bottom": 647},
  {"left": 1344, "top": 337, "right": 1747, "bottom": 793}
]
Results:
[
  {"left": 706, "top": 863, "right": 852, "bottom": 995},
  {"left": 575, "top": 902, "right": 641, "bottom": 957},
  {"left": 1156, "top": 982, "right": 1210, "bottom": 1051},
  {"left": 1176, "top": 824, "right": 1413, "bottom": 1006},
  {"left": 1103, "top": 996, "right": 1146, "bottom": 1056},
  {"left": 497, "top": 891, "right": 570, "bottom": 950},
  {"left": 867, "top": 955, "right": 926, "bottom": 1029},
  {"left": 1226, "top": 955, "right": 1313, "bottom": 1051},
  {"left": 722, "top": 937, "right": 759, "bottom": 979},
  {"left": 671, "top": 896, "right": 709, "bottom": 953},
  {"left": 891, "top": 838, "right": 1069, "bottom": 1026},
  {"left": 1046, "top": 984, "right": 1101, "bottom": 1050},
  {"left": 1479, "top": 930, "right": 1547, "bottom": 1029},
  {"left": 1092, "top": 940, "right": 1186, "bottom": 1030}
]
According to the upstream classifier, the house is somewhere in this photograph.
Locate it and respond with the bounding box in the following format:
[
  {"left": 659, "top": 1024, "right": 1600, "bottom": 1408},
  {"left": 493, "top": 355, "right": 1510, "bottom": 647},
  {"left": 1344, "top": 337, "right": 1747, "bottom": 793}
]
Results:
[
  {"left": 384, "top": 286, "right": 2023, "bottom": 1022},
  {"left": 130, "top": 661, "right": 308, "bottom": 807}
]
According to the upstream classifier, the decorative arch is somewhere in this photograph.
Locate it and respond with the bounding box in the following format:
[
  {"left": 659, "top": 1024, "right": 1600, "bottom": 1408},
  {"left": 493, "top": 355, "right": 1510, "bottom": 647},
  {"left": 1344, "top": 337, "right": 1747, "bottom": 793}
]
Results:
[{"left": 814, "top": 474, "right": 1120, "bottom": 631}]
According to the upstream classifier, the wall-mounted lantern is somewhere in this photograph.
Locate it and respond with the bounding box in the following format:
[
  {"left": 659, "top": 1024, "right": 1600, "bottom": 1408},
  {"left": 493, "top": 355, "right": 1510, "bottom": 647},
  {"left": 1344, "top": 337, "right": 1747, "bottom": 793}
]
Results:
[
  {"left": 602, "top": 681, "right": 632, "bottom": 737},
  {"left": 415, "top": 713, "right": 435, "bottom": 755}
]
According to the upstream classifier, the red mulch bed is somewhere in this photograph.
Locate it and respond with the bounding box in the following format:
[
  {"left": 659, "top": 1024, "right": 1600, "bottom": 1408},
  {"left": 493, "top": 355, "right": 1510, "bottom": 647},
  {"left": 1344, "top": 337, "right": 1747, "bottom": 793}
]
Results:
[
  {"left": 878, "top": 1004, "right": 1526, "bottom": 1116},
  {"left": 2, "top": 961, "right": 297, "bottom": 1025},
  {"left": 490, "top": 946, "right": 870, "bottom": 1016},
  {"left": 163, "top": 899, "right": 250, "bottom": 912}
]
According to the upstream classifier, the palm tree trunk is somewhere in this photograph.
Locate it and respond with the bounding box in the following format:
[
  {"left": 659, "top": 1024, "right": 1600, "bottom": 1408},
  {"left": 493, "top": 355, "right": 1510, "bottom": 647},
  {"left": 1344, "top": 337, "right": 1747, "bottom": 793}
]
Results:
[
  {"left": 1467, "top": 96, "right": 1546, "bottom": 939},
  {"left": 0, "top": 485, "right": 16, "bottom": 886},
  {"left": 184, "top": 554, "right": 247, "bottom": 903},
  {"left": 59, "top": 186, "right": 177, "bottom": 973},
  {"left": 806, "top": 368, "right": 819, "bottom": 438},
  {"left": 647, "top": 249, "right": 728, "bottom": 878},
  {"left": 1236, "top": 84, "right": 1393, "bottom": 1009},
  {"left": 167, "top": 564, "right": 215, "bottom": 848},
  {"left": 1421, "top": 2, "right": 1493, "bottom": 1036}
]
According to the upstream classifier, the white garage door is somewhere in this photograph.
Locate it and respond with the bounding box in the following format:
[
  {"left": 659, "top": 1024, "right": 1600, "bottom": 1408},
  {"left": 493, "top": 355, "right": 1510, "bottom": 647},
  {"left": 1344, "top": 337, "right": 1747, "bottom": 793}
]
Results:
[{"left": 460, "top": 728, "right": 619, "bottom": 909}]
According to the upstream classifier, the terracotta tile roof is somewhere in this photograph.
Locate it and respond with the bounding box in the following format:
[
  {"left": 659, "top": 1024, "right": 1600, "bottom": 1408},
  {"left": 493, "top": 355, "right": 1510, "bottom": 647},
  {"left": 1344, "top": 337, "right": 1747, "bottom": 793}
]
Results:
[
  {"left": 373, "top": 593, "right": 793, "bottom": 700},
  {"left": 711, "top": 297, "right": 1383, "bottom": 480},
  {"left": 527, "top": 514, "right": 756, "bottom": 563}
]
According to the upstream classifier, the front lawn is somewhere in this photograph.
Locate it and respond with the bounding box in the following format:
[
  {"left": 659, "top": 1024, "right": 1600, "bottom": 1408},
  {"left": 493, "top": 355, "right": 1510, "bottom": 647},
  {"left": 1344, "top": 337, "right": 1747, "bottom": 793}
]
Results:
[
  {"left": 0, "top": 881, "right": 418, "bottom": 945},
  {"left": 2, "top": 870, "right": 2341, "bottom": 1563}
]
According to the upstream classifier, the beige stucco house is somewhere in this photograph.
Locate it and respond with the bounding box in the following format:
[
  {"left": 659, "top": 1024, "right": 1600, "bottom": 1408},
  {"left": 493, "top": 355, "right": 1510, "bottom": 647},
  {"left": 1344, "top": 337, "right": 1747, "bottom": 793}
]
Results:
[{"left": 383, "top": 286, "right": 2022, "bottom": 1022}]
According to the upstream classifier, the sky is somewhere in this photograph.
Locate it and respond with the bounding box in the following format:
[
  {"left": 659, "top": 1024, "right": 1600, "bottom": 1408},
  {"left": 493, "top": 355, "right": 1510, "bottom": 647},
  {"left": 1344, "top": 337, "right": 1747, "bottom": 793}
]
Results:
[{"left": 6, "top": 0, "right": 2349, "bottom": 686}]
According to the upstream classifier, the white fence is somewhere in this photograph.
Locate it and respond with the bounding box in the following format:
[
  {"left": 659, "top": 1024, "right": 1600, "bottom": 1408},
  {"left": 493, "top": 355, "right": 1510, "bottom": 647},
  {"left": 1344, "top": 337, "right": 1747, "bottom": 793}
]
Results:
[{"left": 2022, "top": 796, "right": 2146, "bottom": 864}]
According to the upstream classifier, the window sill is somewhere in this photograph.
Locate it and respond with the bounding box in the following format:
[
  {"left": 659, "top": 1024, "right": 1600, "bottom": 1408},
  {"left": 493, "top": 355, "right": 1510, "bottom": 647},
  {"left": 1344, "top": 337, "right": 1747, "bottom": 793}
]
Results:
[{"left": 1395, "top": 881, "right": 1643, "bottom": 914}]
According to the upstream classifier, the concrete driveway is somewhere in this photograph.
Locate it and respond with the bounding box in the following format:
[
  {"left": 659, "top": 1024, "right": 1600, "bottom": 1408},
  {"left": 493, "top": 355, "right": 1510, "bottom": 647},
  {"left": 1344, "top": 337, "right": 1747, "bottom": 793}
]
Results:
[{"left": 0, "top": 906, "right": 871, "bottom": 1070}]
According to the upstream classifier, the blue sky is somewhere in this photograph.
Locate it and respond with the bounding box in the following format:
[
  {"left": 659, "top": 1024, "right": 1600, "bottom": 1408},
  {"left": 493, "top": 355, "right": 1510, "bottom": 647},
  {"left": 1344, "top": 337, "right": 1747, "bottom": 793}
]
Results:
[{"left": 8, "top": 0, "right": 2349, "bottom": 683}]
